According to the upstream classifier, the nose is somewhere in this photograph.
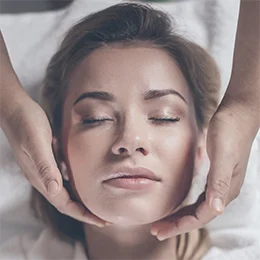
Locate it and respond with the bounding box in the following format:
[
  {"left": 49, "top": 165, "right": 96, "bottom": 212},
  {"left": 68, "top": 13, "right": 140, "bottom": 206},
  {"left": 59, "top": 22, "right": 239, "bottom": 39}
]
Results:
[{"left": 111, "top": 116, "right": 150, "bottom": 157}]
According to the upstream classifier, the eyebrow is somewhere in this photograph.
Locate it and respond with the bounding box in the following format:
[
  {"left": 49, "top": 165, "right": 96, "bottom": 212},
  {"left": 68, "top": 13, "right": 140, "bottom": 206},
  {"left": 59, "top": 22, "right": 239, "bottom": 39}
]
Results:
[{"left": 73, "top": 89, "right": 187, "bottom": 106}]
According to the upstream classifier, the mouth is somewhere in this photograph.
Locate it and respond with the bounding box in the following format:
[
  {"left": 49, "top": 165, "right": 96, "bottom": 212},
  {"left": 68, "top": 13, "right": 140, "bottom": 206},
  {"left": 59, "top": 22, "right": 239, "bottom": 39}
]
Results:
[
  {"left": 103, "top": 166, "right": 161, "bottom": 182},
  {"left": 102, "top": 167, "right": 161, "bottom": 190}
]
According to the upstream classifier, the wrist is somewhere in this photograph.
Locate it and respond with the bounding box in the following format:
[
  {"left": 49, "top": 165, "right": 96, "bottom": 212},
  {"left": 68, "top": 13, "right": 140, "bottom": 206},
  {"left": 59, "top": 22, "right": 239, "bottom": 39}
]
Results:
[
  {"left": 0, "top": 85, "right": 29, "bottom": 125},
  {"left": 217, "top": 94, "right": 260, "bottom": 134}
]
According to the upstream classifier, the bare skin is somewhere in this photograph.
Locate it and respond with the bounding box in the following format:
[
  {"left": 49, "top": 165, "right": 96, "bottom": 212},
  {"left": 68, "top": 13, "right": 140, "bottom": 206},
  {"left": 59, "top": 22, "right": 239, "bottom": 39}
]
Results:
[
  {"left": 0, "top": 31, "right": 108, "bottom": 228},
  {"left": 56, "top": 46, "right": 205, "bottom": 260},
  {"left": 0, "top": 0, "right": 259, "bottom": 239},
  {"left": 151, "top": 0, "right": 260, "bottom": 240}
]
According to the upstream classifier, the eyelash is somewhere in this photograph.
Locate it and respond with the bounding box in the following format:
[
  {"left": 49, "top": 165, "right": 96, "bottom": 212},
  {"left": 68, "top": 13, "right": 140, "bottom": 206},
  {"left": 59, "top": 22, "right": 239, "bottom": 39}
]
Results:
[
  {"left": 80, "top": 116, "right": 180, "bottom": 125},
  {"left": 150, "top": 117, "right": 180, "bottom": 124},
  {"left": 80, "top": 117, "right": 112, "bottom": 125}
]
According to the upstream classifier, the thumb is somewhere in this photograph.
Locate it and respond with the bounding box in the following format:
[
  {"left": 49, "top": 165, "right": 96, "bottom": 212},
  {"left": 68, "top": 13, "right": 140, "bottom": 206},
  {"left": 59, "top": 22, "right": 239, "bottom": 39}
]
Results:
[
  {"left": 24, "top": 136, "right": 63, "bottom": 196},
  {"left": 206, "top": 153, "right": 233, "bottom": 215},
  {"left": 205, "top": 110, "right": 236, "bottom": 215}
]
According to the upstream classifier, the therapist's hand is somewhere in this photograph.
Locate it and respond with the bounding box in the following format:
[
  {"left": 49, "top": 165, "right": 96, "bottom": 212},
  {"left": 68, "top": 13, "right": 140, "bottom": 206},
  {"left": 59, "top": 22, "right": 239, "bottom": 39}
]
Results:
[
  {"left": 150, "top": 99, "right": 259, "bottom": 241},
  {"left": 150, "top": 0, "right": 260, "bottom": 240},
  {"left": 0, "top": 31, "right": 108, "bottom": 228}
]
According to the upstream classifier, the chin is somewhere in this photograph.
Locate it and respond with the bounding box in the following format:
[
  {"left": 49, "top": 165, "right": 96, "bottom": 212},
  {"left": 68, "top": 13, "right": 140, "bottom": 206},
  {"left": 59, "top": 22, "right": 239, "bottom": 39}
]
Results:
[
  {"left": 86, "top": 199, "right": 175, "bottom": 226},
  {"left": 78, "top": 185, "right": 185, "bottom": 225}
]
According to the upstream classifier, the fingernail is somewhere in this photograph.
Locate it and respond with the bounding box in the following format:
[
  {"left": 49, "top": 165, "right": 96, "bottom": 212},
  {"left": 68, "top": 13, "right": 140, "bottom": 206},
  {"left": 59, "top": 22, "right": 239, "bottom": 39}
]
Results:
[
  {"left": 157, "top": 232, "right": 167, "bottom": 241},
  {"left": 47, "top": 181, "right": 59, "bottom": 195},
  {"left": 95, "top": 223, "right": 106, "bottom": 228},
  {"left": 157, "top": 236, "right": 166, "bottom": 241},
  {"left": 151, "top": 228, "right": 158, "bottom": 236},
  {"left": 211, "top": 198, "right": 223, "bottom": 213}
]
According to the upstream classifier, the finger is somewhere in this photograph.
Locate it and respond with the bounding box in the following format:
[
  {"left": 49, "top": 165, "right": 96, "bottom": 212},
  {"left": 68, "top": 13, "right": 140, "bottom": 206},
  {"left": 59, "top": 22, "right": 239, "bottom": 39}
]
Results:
[
  {"left": 150, "top": 192, "right": 217, "bottom": 241},
  {"left": 30, "top": 156, "right": 62, "bottom": 196},
  {"left": 152, "top": 158, "right": 234, "bottom": 240},
  {"left": 23, "top": 136, "right": 63, "bottom": 196},
  {"left": 26, "top": 138, "right": 111, "bottom": 227},
  {"left": 150, "top": 144, "right": 234, "bottom": 240},
  {"left": 154, "top": 156, "right": 233, "bottom": 240},
  {"left": 152, "top": 153, "right": 236, "bottom": 240},
  {"left": 206, "top": 149, "right": 234, "bottom": 214},
  {"left": 30, "top": 162, "right": 111, "bottom": 227},
  {"left": 205, "top": 113, "right": 238, "bottom": 214},
  {"left": 27, "top": 159, "right": 107, "bottom": 226},
  {"left": 46, "top": 186, "right": 108, "bottom": 227}
]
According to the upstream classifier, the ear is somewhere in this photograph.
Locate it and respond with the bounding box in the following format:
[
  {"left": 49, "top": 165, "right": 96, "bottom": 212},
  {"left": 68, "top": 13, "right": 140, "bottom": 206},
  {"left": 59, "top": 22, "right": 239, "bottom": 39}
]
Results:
[
  {"left": 194, "top": 128, "right": 207, "bottom": 175},
  {"left": 52, "top": 137, "right": 69, "bottom": 181}
]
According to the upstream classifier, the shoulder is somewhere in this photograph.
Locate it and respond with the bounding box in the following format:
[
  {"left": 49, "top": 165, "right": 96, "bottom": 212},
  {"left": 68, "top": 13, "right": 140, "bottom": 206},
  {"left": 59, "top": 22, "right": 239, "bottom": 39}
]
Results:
[{"left": 0, "top": 227, "right": 88, "bottom": 260}]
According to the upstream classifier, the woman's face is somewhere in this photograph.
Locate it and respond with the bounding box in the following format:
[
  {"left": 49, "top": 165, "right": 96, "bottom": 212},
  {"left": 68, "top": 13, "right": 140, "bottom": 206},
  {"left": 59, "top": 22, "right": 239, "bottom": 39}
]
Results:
[{"left": 60, "top": 45, "right": 204, "bottom": 225}]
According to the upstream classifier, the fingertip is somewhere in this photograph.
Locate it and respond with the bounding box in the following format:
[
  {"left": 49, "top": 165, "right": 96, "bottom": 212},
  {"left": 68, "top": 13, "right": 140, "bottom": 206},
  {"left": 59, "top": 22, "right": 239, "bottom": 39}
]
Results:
[
  {"left": 151, "top": 227, "right": 159, "bottom": 236},
  {"left": 95, "top": 223, "right": 106, "bottom": 228},
  {"left": 210, "top": 197, "right": 224, "bottom": 214},
  {"left": 157, "top": 235, "right": 167, "bottom": 241},
  {"left": 156, "top": 230, "right": 169, "bottom": 241},
  {"left": 47, "top": 180, "right": 59, "bottom": 196},
  {"left": 87, "top": 220, "right": 108, "bottom": 228}
]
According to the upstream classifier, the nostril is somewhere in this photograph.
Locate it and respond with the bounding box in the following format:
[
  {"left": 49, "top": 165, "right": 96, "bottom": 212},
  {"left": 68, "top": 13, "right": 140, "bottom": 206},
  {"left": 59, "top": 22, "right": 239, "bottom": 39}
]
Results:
[
  {"left": 117, "top": 147, "right": 147, "bottom": 155},
  {"left": 119, "top": 147, "right": 126, "bottom": 153},
  {"left": 137, "top": 147, "right": 148, "bottom": 155}
]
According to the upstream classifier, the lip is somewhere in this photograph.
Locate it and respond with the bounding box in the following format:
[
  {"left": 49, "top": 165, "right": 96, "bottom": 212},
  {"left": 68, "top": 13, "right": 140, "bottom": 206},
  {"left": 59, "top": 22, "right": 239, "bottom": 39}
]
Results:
[{"left": 103, "top": 166, "right": 161, "bottom": 182}]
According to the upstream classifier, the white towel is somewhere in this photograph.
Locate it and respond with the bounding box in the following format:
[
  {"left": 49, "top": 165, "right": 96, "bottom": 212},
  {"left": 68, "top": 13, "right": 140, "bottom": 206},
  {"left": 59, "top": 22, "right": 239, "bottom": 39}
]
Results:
[{"left": 1, "top": 0, "right": 259, "bottom": 259}]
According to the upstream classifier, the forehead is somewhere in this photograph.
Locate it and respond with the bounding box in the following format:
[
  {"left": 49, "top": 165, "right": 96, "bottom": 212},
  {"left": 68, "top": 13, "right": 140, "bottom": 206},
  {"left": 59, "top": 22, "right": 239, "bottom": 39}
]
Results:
[{"left": 66, "top": 45, "right": 191, "bottom": 104}]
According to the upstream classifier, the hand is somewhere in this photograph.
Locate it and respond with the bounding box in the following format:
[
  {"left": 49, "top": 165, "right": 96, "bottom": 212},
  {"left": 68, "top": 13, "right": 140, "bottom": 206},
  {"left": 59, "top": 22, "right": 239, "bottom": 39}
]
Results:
[
  {"left": 5, "top": 101, "right": 111, "bottom": 227},
  {"left": 150, "top": 99, "right": 259, "bottom": 241},
  {"left": 0, "top": 32, "right": 109, "bottom": 228}
]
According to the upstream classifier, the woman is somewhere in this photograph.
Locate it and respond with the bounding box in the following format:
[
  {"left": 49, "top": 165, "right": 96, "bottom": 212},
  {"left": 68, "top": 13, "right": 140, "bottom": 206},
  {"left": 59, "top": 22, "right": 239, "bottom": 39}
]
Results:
[{"left": 28, "top": 2, "right": 220, "bottom": 259}]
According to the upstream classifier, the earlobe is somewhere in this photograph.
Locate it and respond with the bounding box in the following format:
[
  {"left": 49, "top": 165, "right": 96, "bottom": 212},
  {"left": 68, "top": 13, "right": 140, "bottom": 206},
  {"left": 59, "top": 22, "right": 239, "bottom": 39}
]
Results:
[
  {"left": 52, "top": 137, "right": 59, "bottom": 158},
  {"left": 199, "top": 128, "right": 207, "bottom": 159},
  {"left": 194, "top": 129, "right": 207, "bottom": 174},
  {"left": 52, "top": 137, "right": 69, "bottom": 181},
  {"left": 60, "top": 161, "right": 70, "bottom": 181}
]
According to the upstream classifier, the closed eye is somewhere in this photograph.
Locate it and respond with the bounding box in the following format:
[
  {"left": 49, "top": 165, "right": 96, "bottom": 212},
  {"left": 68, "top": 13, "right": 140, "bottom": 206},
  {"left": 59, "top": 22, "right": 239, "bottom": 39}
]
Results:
[
  {"left": 80, "top": 117, "right": 180, "bottom": 125},
  {"left": 80, "top": 117, "right": 113, "bottom": 125},
  {"left": 149, "top": 117, "right": 180, "bottom": 124}
]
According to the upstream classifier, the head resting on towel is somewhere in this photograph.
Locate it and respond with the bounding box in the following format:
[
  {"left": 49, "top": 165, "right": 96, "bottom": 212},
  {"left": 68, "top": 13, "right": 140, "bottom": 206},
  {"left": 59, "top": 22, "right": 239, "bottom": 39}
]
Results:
[{"left": 30, "top": 2, "right": 220, "bottom": 259}]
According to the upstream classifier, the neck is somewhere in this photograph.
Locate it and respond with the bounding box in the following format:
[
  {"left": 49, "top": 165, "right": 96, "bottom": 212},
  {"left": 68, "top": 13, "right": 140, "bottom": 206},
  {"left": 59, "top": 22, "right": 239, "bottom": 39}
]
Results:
[{"left": 83, "top": 223, "right": 178, "bottom": 260}]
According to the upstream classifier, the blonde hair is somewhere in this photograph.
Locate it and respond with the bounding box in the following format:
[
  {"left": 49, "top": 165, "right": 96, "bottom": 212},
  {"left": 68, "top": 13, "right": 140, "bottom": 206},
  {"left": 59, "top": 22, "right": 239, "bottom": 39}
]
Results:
[{"left": 30, "top": 2, "right": 220, "bottom": 259}]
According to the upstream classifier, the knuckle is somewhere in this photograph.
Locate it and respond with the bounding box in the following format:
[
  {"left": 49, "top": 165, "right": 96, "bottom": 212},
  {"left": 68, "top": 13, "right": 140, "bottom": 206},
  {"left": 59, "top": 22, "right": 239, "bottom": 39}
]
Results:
[
  {"left": 211, "top": 179, "right": 229, "bottom": 196},
  {"left": 36, "top": 161, "right": 58, "bottom": 181},
  {"left": 171, "top": 219, "right": 181, "bottom": 231}
]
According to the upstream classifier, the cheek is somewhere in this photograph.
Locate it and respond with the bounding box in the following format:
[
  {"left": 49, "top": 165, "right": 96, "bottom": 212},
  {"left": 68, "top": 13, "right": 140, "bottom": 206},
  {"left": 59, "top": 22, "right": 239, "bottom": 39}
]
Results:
[
  {"left": 67, "top": 131, "right": 109, "bottom": 168},
  {"left": 65, "top": 133, "right": 111, "bottom": 198},
  {"left": 157, "top": 127, "right": 197, "bottom": 167},
  {"left": 157, "top": 129, "right": 197, "bottom": 205},
  {"left": 161, "top": 134, "right": 196, "bottom": 186}
]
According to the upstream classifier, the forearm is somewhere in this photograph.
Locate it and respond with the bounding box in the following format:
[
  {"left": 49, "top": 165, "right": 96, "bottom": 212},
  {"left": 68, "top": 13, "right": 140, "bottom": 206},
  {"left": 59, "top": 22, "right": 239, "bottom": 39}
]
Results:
[
  {"left": 223, "top": 1, "right": 260, "bottom": 117},
  {"left": 0, "top": 31, "right": 28, "bottom": 124}
]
